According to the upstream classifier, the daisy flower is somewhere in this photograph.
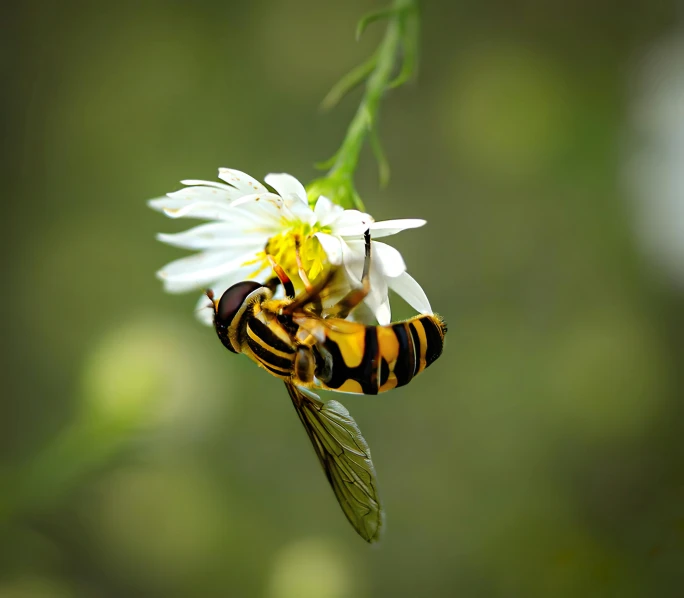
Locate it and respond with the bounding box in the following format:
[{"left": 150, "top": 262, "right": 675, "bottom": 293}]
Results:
[{"left": 149, "top": 168, "right": 432, "bottom": 325}]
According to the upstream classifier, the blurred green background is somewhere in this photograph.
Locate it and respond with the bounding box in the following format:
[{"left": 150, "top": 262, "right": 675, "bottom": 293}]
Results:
[{"left": 3, "top": 0, "right": 684, "bottom": 596}]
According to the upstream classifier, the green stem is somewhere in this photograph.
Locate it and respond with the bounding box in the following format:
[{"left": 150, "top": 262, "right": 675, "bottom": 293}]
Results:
[{"left": 326, "top": 0, "right": 415, "bottom": 209}]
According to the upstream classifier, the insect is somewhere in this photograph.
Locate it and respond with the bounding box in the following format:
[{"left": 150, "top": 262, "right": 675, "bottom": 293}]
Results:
[{"left": 206, "top": 230, "right": 446, "bottom": 542}]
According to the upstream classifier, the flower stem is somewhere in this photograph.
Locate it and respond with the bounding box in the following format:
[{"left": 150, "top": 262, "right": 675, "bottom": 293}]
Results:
[{"left": 310, "top": 0, "right": 419, "bottom": 210}]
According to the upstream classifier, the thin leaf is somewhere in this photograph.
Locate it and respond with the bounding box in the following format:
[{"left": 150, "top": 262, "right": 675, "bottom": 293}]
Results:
[
  {"left": 356, "top": 7, "right": 400, "bottom": 40},
  {"left": 388, "top": 8, "right": 420, "bottom": 89},
  {"left": 314, "top": 152, "right": 339, "bottom": 171},
  {"left": 320, "top": 55, "right": 377, "bottom": 112}
]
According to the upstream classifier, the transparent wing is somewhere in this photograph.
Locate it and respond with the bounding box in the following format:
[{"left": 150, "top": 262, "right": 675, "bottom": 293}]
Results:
[{"left": 285, "top": 382, "right": 383, "bottom": 543}]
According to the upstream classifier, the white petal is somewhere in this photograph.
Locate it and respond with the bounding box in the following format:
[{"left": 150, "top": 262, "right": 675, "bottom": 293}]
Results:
[
  {"left": 218, "top": 168, "right": 268, "bottom": 194},
  {"left": 167, "top": 186, "right": 235, "bottom": 203},
  {"left": 339, "top": 242, "right": 391, "bottom": 324},
  {"left": 229, "top": 192, "right": 281, "bottom": 209},
  {"left": 341, "top": 239, "right": 364, "bottom": 283},
  {"left": 364, "top": 266, "right": 392, "bottom": 325},
  {"left": 314, "top": 195, "right": 333, "bottom": 217},
  {"left": 314, "top": 233, "right": 343, "bottom": 266},
  {"left": 194, "top": 292, "right": 216, "bottom": 326},
  {"left": 157, "top": 222, "right": 266, "bottom": 250},
  {"left": 157, "top": 249, "right": 259, "bottom": 292},
  {"left": 314, "top": 195, "right": 343, "bottom": 225},
  {"left": 388, "top": 271, "right": 433, "bottom": 315},
  {"left": 162, "top": 277, "right": 213, "bottom": 294},
  {"left": 369, "top": 219, "right": 427, "bottom": 238},
  {"left": 148, "top": 185, "right": 235, "bottom": 217},
  {"left": 331, "top": 210, "right": 375, "bottom": 237},
  {"left": 180, "top": 179, "right": 234, "bottom": 191},
  {"left": 221, "top": 205, "right": 282, "bottom": 228},
  {"left": 148, "top": 196, "right": 176, "bottom": 212},
  {"left": 205, "top": 268, "right": 269, "bottom": 300},
  {"left": 371, "top": 241, "right": 406, "bottom": 277},
  {"left": 345, "top": 239, "right": 406, "bottom": 278},
  {"left": 282, "top": 196, "right": 316, "bottom": 225},
  {"left": 344, "top": 301, "right": 376, "bottom": 325},
  {"left": 151, "top": 200, "right": 236, "bottom": 221},
  {"left": 228, "top": 194, "right": 292, "bottom": 228},
  {"left": 264, "top": 173, "right": 308, "bottom": 204},
  {"left": 159, "top": 248, "right": 245, "bottom": 279},
  {"left": 374, "top": 298, "right": 392, "bottom": 326}
]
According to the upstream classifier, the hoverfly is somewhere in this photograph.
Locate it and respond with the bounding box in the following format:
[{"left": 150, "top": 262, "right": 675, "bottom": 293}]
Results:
[{"left": 206, "top": 230, "right": 446, "bottom": 543}]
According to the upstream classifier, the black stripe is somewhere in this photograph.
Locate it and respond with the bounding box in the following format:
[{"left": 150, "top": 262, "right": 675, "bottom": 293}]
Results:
[
  {"left": 409, "top": 322, "right": 422, "bottom": 374},
  {"left": 260, "top": 361, "right": 291, "bottom": 378},
  {"left": 380, "top": 358, "right": 390, "bottom": 386},
  {"left": 392, "top": 323, "right": 415, "bottom": 387},
  {"left": 319, "top": 329, "right": 380, "bottom": 393},
  {"left": 420, "top": 317, "right": 444, "bottom": 367},
  {"left": 247, "top": 335, "right": 293, "bottom": 371},
  {"left": 358, "top": 327, "right": 379, "bottom": 395},
  {"left": 320, "top": 339, "right": 351, "bottom": 389},
  {"left": 248, "top": 317, "right": 295, "bottom": 354}
]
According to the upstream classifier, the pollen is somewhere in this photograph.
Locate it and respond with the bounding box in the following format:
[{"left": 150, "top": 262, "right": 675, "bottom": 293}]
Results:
[{"left": 251, "top": 222, "right": 331, "bottom": 285}]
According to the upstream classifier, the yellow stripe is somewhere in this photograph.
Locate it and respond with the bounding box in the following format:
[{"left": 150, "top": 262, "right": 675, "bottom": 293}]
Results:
[
  {"left": 337, "top": 379, "right": 364, "bottom": 394},
  {"left": 377, "top": 326, "right": 400, "bottom": 366},
  {"left": 326, "top": 329, "right": 366, "bottom": 369},
  {"left": 378, "top": 373, "right": 398, "bottom": 393},
  {"left": 246, "top": 326, "right": 293, "bottom": 360},
  {"left": 254, "top": 311, "right": 294, "bottom": 350},
  {"left": 412, "top": 320, "right": 428, "bottom": 374}
]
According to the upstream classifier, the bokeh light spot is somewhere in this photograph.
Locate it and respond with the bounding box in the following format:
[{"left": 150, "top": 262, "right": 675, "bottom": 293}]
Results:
[
  {"left": 80, "top": 313, "right": 226, "bottom": 439},
  {"left": 267, "top": 537, "right": 357, "bottom": 598}
]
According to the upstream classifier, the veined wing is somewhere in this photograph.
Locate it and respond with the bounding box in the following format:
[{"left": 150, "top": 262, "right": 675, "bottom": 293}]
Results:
[
  {"left": 292, "top": 310, "right": 366, "bottom": 343},
  {"left": 285, "top": 382, "right": 383, "bottom": 543}
]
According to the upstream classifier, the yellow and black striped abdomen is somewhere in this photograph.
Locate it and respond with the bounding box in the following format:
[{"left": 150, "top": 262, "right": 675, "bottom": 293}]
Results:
[
  {"left": 316, "top": 314, "right": 446, "bottom": 395},
  {"left": 243, "top": 310, "right": 297, "bottom": 379}
]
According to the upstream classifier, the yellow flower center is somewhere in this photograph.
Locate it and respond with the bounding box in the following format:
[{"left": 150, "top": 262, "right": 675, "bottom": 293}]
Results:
[{"left": 243, "top": 221, "right": 332, "bottom": 288}]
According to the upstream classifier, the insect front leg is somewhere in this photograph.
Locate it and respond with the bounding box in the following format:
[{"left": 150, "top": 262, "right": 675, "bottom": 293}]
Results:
[
  {"left": 266, "top": 255, "right": 295, "bottom": 299},
  {"left": 263, "top": 276, "right": 281, "bottom": 294}
]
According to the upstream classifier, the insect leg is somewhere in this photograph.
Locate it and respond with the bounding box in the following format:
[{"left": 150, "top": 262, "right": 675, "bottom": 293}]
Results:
[
  {"left": 326, "top": 229, "right": 371, "bottom": 319},
  {"left": 203, "top": 289, "right": 218, "bottom": 315},
  {"left": 294, "top": 238, "right": 314, "bottom": 293},
  {"left": 294, "top": 346, "right": 315, "bottom": 384},
  {"left": 267, "top": 255, "right": 295, "bottom": 299},
  {"left": 263, "top": 276, "right": 281, "bottom": 294},
  {"left": 282, "top": 268, "right": 336, "bottom": 315},
  {"left": 294, "top": 238, "right": 325, "bottom": 313}
]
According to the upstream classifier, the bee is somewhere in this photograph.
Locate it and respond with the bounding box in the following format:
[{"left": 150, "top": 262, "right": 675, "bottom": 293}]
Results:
[{"left": 206, "top": 230, "right": 446, "bottom": 543}]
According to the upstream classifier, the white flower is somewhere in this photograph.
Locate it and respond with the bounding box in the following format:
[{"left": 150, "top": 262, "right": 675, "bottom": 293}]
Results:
[{"left": 149, "top": 168, "right": 432, "bottom": 325}]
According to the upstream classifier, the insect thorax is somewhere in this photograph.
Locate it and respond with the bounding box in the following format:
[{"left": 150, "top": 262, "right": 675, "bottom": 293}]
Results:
[{"left": 238, "top": 301, "right": 304, "bottom": 381}]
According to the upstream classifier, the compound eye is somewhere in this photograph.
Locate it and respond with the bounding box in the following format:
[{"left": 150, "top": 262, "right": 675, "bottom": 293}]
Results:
[{"left": 216, "top": 281, "right": 263, "bottom": 327}]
